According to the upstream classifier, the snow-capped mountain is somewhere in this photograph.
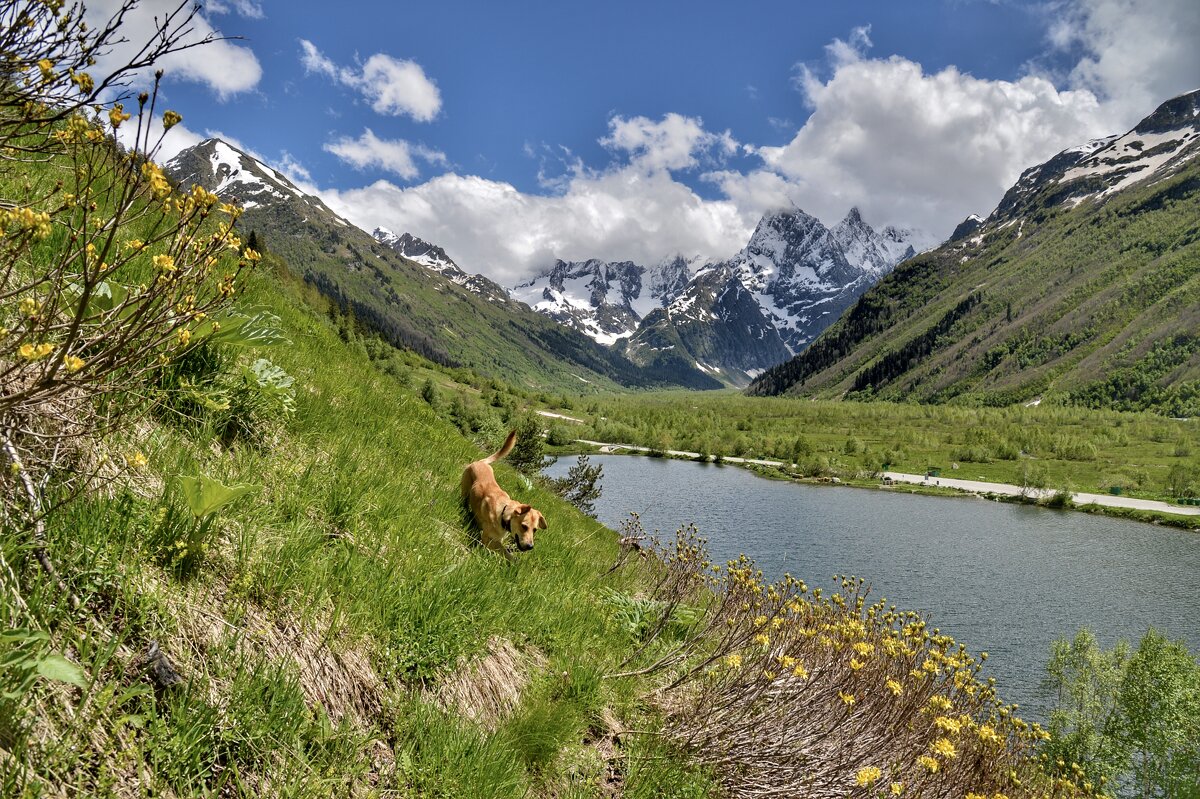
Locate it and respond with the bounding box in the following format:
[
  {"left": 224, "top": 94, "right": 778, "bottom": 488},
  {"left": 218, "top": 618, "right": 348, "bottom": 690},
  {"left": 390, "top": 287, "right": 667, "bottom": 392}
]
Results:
[
  {"left": 719, "top": 206, "right": 930, "bottom": 353},
  {"left": 986, "top": 90, "right": 1200, "bottom": 229},
  {"left": 512, "top": 206, "right": 929, "bottom": 384},
  {"left": 164, "top": 137, "right": 354, "bottom": 225},
  {"left": 622, "top": 263, "right": 790, "bottom": 383},
  {"left": 369, "top": 227, "right": 511, "bottom": 302},
  {"left": 510, "top": 255, "right": 706, "bottom": 345}
]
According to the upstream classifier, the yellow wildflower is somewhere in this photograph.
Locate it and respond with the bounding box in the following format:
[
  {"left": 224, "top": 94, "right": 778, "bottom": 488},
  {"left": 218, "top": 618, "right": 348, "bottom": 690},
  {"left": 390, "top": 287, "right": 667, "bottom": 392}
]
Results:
[
  {"left": 792, "top": 662, "right": 809, "bottom": 679},
  {"left": 917, "top": 755, "right": 939, "bottom": 773},
  {"left": 838, "top": 691, "right": 855, "bottom": 707},
  {"left": 18, "top": 343, "right": 37, "bottom": 359},
  {"left": 69, "top": 69, "right": 93, "bottom": 93},
  {"left": 162, "top": 110, "right": 182, "bottom": 130},
  {"left": 931, "top": 737, "right": 957, "bottom": 759},
  {"left": 927, "top": 695, "right": 952, "bottom": 712},
  {"left": 754, "top": 615, "right": 767, "bottom": 627},
  {"left": 153, "top": 253, "right": 176, "bottom": 272},
  {"left": 934, "top": 716, "right": 963, "bottom": 735},
  {"left": 890, "top": 782, "right": 904, "bottom": 796},
  {"left": 37, "top": 59, "right": 54, "bottom": 80},
  {"left": 886, "top": 678, "right": 903, "bottom": 696},
  {"left": 855, "top": 766, "right": 882, "bottom": 787},
  {"left": 20, "top": 296, "right": 39, "bottom": 316},
  {"left": 724, "top": 653, "right": 742, "bottom": 669},
  {"left": 126, "top": 452, "right": 148, "bottom": 469},
  {"left": 978, "top": 724, "right": 1002, "bottom": 744},
  {"left": 63, "top": 355, "right": 85, "bottom": 372},
  {"left": 753, "top": 632, "right": 770, "bottom": 647},
  {"left": 108, "top": 103, "right": 131, "bottom": 128},
  {"left": 967, "top": 793, "right": 988, "bottom": 799},
  {"left": 853, "top": 641, "right": 874, "bottom": 657},
  {"left": 849, "top": 658, "right": 865, "bottom": 671},
  {"left": 176, "top": 328, "right": 191, "bottom": 347}
]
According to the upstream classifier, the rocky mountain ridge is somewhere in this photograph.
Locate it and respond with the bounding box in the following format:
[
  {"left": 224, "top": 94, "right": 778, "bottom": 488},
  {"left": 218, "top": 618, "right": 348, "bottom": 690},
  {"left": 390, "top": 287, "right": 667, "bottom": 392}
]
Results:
[{"left": 511, "top": 207, "right": 931, "bottom": 384}]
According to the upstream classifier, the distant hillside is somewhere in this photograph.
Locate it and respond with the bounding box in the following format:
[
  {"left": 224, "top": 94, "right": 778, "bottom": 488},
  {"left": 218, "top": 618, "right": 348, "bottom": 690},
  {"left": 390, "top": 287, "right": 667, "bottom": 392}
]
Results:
[
  {"left": 747, "top": 89, "right": 1200, "bottom": 416},
  {"left": 164, "top": 139, "right": 720, "bottom": 391}
]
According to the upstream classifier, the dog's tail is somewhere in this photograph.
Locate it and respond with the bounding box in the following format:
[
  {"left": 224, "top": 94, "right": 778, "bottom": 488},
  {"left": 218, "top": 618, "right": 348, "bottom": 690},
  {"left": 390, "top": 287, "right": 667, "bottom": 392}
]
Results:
[{"left": 483, "top": 430, "right": 517, "bottom": 464}]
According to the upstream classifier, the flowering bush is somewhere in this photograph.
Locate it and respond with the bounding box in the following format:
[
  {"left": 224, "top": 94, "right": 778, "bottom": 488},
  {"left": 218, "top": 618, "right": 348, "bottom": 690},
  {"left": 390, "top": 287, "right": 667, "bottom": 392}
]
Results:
[
  {"left": 0, "top": 1, "right": 255, "bottom": 489},
  {"left": 613, "top": 519, "right": 1098, "bottom": 799}
]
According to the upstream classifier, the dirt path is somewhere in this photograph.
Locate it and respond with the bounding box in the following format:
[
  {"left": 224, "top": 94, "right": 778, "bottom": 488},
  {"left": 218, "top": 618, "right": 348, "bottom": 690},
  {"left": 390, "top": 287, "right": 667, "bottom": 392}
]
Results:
[
  {"left": 883, "top": 472, "right": 1200, "bottom": 517},
  {"left": 572, "top": 439, "right": 1200, "bottom": 518}
]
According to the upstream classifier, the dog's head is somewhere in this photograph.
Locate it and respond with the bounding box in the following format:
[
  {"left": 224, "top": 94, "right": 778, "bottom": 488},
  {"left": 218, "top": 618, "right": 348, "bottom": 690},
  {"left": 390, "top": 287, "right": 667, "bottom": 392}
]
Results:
[{"left": 505, "top": 503, "right": 547, "bottom": 552}]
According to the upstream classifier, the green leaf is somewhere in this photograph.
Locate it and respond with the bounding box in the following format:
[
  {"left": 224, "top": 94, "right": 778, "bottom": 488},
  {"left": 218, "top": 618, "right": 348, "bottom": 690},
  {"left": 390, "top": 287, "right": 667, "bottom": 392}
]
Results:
[
  {"left": 176, "top": 474, "right": 259, "bottom": 519},
  {"left": 195, "top": 307, "right": 290, "bottom": 347},
  {"left": 36, "top": 653, "right": 87, "bottom": 688}
]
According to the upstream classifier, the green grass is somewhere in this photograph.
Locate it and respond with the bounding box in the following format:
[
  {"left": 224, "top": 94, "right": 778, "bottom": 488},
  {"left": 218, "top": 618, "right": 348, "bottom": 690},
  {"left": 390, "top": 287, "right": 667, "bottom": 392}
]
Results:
[
  {"left": 535, "top": 390, "right": 1200, "bottom": 503},
  {"left": 2, "top": 254, "right": 692, "bottom": 796}
]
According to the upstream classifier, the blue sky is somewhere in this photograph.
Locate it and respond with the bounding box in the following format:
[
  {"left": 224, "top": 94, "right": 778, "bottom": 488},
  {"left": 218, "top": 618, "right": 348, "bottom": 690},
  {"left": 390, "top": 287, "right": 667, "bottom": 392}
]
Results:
[{"left": 102, "top": 0, "right": 1200, "bottom": 282}]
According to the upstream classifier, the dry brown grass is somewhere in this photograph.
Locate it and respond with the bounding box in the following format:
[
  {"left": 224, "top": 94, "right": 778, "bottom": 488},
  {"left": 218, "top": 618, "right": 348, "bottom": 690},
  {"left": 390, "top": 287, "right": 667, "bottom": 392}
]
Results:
[{"left": 425, "top": 635, "right": 546, "bottom": 730}]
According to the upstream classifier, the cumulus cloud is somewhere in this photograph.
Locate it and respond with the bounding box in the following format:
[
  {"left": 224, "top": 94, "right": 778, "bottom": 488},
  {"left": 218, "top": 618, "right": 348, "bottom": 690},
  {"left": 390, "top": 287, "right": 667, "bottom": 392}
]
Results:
[
  {"left": 299, "top": 40, "right": 442, "bottom": 121},
  {"left": 320, "top": 164, "right": 752, "bottom": 287},
  {"left": 601, "top": 113, "right": 738, "bottom": 172},
  {"left": 754, "top": 40, "right": 1108, "bottom": 237},
  {"left": 118, "top": 117, "right": 204, "bottom": 163},
  {"left": 1049, "top": 0, "right": 1200, "bottom": 127},
  {"left": 324, "top": 129, "right": 446, "bottom": 180},
  {"left": 309, "top": 0, "right": 1197, "bottom": 283},
  {"left": 85, "top": 0, "right": 262, "bottom": 99}
]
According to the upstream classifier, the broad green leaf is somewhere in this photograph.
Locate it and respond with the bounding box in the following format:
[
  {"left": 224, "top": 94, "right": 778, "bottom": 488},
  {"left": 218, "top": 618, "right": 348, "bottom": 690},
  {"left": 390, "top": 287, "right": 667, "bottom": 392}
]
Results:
[
  {"left": 195, "top": 307, "right": 290, "bottom": 347},
  {"left": 176, "top": 474, "right": 259, "bottom": 519},
  {"left": 36, "top": 653, "right": 87, "bottom": 688}
]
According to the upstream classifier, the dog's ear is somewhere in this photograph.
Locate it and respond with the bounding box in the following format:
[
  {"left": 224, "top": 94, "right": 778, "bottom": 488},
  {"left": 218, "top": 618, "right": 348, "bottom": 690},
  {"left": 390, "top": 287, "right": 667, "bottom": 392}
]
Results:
[
  {"left": 516, "top": 503, "right": 531, "bottom": 514},
  {"left": 536, "top": 514, "right": 547, "bottom": 530}
]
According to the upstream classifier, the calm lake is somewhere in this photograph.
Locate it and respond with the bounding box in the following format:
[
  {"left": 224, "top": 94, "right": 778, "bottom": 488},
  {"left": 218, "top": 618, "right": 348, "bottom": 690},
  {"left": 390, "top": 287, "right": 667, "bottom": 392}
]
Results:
[{"left": 545, "top": 453, "right": 1200, "bottom": 722}]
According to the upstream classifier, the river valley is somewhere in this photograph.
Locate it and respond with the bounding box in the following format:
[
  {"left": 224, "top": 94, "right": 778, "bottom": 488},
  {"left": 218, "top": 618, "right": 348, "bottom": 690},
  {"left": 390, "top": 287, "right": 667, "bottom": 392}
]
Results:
[{"left": 546, "top": 453, "right": 1200, "bottom": 722}]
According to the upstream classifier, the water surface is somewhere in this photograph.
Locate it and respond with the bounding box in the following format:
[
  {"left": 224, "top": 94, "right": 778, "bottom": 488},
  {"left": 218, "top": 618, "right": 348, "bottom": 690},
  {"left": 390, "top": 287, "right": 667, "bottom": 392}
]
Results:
[{"left": 546, "top": 453, "right": 1200, "bottom": 721}]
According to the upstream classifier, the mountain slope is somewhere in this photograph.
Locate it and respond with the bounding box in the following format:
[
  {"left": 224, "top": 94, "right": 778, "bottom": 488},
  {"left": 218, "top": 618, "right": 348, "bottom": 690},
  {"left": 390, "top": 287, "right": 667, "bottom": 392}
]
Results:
[
  {"left": 747, "top": 89, "right": 1200, "bottom": 415},
  {"left": 165, "top": 139, "right": 719, "bottom": 391}
]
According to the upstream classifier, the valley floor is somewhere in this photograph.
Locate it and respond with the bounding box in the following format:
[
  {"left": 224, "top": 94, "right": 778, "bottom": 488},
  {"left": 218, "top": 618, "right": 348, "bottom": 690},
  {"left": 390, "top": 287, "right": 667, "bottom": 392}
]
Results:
[{"left": 572, "top": 438, "right": 1200, "bottom": 519}]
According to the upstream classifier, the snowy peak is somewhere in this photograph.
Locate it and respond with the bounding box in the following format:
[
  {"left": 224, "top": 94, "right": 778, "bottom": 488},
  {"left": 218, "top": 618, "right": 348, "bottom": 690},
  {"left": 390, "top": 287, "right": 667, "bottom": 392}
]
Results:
[
  {"left": 509, "top": 255, "right": 698, "bottom": 346},
  {"left": 372, "top": 228, "right": 458, "bottom": 273},
  {"left": 163, "top": 137, "right": 353, "bottom": 226},
  {"left": 988, "top": 89, "right": 1200, "bottom": 226}
]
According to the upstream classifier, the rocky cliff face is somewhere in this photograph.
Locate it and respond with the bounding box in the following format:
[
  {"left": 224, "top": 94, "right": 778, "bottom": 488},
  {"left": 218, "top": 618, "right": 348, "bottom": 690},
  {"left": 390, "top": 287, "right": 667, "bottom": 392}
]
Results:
[{"left": 509, "top": 206, "right": 932, "bottom": 384}]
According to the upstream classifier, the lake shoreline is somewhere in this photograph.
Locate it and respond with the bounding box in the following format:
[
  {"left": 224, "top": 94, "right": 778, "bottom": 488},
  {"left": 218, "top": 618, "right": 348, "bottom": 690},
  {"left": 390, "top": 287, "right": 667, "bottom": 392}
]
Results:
[{"left": 551, "top": 440, "right": 1200, "bottom": 533}]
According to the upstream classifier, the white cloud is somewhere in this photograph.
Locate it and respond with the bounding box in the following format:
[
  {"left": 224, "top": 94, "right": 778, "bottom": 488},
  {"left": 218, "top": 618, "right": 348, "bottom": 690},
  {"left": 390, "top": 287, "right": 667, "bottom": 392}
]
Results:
[
  {"left": 299, "top": 40, "right": 442, "bottom": 121},
  {"left": 307, "top": 1, "right": 1198, "bottom": 285},
  {"left": 205, "top": 0, "right": 265, "bottom": 19},
  {"left": 118, "top": 117, "right": 204, "bottom": 163},
  {"left": 85, "top": 0, "right": 262, "bottom": 100},
  {"left": 1050, "top": 0, "right": 1200, "bottom": 128},
  {"left": 601, "top": 113, "right": 738, "bottom": 172},
  {"left": 756, "top": 48, "right": 1108, "bottom": 237},
  {"left": 319, "top": 158, "right": 753, "bottom": 287},
  {"left": 324, "top": 129, "right": 446, "bottom": 180}
]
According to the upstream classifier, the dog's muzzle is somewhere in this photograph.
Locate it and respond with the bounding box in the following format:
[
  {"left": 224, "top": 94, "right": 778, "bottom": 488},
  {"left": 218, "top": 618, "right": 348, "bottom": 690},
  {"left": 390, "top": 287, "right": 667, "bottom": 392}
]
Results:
[{"left": 516, "top": 540, "right": 533, "bottom": 552}]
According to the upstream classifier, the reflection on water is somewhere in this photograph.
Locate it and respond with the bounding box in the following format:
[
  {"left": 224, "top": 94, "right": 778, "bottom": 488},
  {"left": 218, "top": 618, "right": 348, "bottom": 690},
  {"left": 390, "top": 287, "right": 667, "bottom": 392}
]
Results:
[{"left": 546, "top": 453, "right": 1200, "bottom": 721}]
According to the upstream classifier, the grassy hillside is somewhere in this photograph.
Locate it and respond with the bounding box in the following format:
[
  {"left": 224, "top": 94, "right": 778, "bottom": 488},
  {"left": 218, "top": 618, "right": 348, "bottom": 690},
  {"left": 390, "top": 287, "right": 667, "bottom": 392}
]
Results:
[{"left": 747, "top": 150, "right": 1200, "bottom": 414}]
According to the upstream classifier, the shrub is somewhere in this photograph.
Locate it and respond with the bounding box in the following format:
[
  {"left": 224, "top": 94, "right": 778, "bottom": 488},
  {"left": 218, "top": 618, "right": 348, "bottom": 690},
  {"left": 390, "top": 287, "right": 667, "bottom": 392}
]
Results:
[{"left": 546, "top": 454, "right": 603, "bottom": 517}]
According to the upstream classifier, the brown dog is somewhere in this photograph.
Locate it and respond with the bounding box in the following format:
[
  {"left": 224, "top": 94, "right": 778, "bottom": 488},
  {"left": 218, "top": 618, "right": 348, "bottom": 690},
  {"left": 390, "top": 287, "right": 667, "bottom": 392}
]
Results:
[{"left": 461, "top": 430, "right": 547, "bottom": 556}]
